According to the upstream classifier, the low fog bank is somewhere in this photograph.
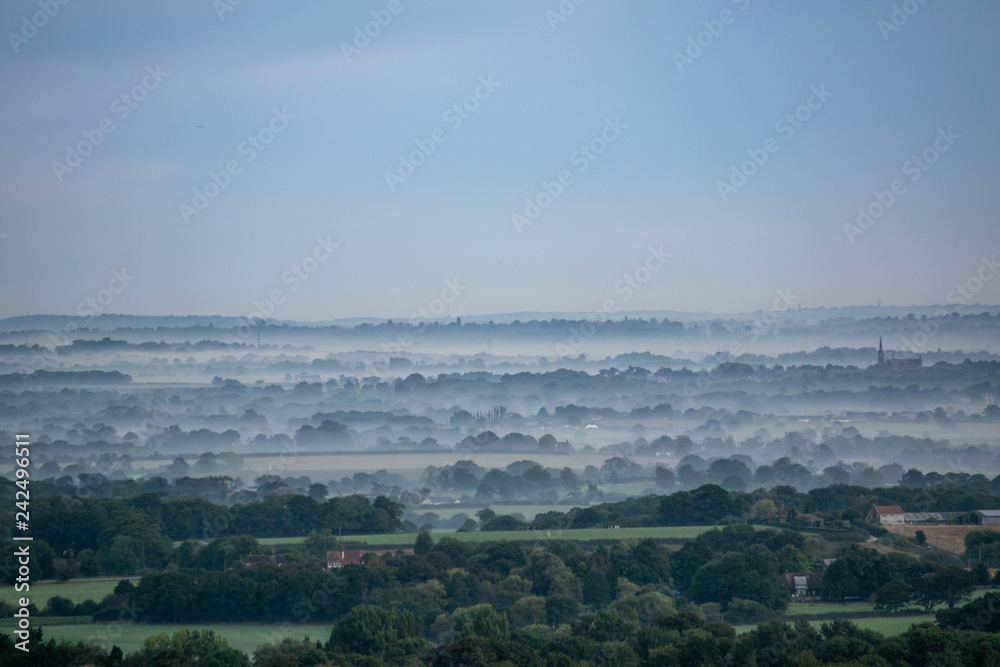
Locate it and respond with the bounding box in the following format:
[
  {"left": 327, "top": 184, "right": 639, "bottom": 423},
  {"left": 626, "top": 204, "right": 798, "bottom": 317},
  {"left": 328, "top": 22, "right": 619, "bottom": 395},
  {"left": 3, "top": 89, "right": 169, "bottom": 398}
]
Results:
[{"left": 1, "top": 309, "right": 998, "bottom": 519}]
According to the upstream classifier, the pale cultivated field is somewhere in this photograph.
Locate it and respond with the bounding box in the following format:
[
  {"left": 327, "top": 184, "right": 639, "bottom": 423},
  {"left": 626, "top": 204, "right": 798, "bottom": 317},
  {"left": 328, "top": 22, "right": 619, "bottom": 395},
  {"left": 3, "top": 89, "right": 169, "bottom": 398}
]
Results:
[{"left": 883, "top": 523, "right": 1000, "bottom": 555}]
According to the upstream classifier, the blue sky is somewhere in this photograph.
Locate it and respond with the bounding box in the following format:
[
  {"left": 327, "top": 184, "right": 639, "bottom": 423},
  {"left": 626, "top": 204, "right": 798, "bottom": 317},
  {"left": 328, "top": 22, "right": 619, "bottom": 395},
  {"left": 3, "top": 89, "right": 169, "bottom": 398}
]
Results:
[{"left": 1, "top": 0, "right": 999, "bottom": 320}]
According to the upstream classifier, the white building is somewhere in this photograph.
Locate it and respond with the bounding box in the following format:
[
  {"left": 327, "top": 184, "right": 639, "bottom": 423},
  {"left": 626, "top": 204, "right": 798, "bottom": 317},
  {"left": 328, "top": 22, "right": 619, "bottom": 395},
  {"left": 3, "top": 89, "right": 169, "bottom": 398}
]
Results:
[{"left": 866, "top": 505, "right": 905, "bottom": 525}]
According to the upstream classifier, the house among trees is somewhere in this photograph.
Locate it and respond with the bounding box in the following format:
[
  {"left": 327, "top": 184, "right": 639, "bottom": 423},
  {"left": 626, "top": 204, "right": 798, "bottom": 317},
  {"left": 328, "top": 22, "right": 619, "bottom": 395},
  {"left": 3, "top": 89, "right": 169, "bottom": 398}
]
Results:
[
  {"left": 774, "top": 503, "right": 822, "bottom": 526},
  {"left": 781, "top": 572, "right": 822, "bottom": 597},
  {"left": 326, "top": 549, "right": 364, "bottom": 568},
  {"left": 324, "top": 548, "right": 413, "bottom": 568},
  {"left": 866, "top": 504, "right": 905, "bottom": 525},
  {"left": 243, "top": 548, "right": 286, "bottom": 568}
]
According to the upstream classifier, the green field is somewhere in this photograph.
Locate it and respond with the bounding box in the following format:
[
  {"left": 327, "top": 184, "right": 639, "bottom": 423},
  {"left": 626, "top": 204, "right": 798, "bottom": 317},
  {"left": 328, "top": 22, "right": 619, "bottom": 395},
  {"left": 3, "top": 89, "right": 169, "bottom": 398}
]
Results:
[
  {"left": 2, "top": 615, "right": 934, "bottom": 654},
  {"left": 415, "top": 504, "right": 567, "bottom": 522},
  {"left": 786, "top": 588, "right": 992, "bottom": 618},
  {"left": 734, "top": 615, "right": 932, "bottom": 636},
  {"left": 1, "top": 622, "right": 333, "bottom": 655},
  {"left": 740, "top": 590, "right": 996, "bottom": 634},
  {"left": 786, "top": 600, "right": 878, "bottom": 615},
  {"left": 0, "top": 578, "right": 135, "bottom": 607},
  {"left": 248, "top": 524, "right": 746, "bottom": 548}
]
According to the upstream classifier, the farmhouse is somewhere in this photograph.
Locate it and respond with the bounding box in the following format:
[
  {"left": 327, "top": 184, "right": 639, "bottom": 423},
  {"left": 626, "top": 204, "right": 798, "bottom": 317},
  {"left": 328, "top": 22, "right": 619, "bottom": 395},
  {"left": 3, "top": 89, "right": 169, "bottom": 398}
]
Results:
[
  {"left": 975, "top": 509, "right": 1000, "bottom": 526},
  {"left": 781, "top": 572, "right": 822, "bottom": 597},
  {"left": 326, "top": 549, "right": 364, "bottom": 568},
  {"left": 866, "top": 505, "right": 905, "bottom": 525}
]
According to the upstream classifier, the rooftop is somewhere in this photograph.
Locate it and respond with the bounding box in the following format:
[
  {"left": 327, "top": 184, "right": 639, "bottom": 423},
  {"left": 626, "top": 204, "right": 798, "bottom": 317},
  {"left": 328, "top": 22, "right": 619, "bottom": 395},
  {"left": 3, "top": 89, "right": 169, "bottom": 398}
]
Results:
[{"left": 872, "top": 505, "right": 905, "bottom": 514}]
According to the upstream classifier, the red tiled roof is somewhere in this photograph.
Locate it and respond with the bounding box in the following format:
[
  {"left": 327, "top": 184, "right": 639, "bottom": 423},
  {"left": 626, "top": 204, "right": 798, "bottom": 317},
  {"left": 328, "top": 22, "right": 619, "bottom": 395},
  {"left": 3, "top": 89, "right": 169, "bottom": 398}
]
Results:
[
  {"left": 872, "top": 505, "right": 904, "bottom": 515},
  {"left": 326, "top": 550, "right": 364, "bottom": 567}
]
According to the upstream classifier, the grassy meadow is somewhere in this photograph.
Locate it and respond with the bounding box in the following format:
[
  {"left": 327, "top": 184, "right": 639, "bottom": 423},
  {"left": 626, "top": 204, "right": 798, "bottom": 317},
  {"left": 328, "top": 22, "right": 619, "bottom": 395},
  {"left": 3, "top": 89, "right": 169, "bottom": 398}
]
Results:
[
  {"left": 15, "top": 622, "right": 333, "bottom": 655},
  {"left": 734, "top": 615, "right": 932, "bottom": 636},
  {"left": 248, "top": 524, "right": 748, "bottom": 548},
  {"left": 0, "top": 578, "right": 135, "bottom": 607}
]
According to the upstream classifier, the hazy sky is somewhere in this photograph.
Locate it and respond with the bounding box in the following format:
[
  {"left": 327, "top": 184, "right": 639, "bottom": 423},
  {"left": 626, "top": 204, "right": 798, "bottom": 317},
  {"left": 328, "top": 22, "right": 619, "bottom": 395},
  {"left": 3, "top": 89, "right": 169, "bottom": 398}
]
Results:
[{"left": 1, "top": 0, "right": 999, "bottom": 321}]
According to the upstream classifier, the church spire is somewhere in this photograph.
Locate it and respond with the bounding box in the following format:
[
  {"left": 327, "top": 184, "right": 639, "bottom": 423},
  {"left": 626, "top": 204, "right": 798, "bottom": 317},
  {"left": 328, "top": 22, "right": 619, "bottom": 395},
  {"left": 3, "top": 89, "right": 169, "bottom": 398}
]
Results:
[{"left": 878, "top": 337, "right": 885, "bottom": 369}]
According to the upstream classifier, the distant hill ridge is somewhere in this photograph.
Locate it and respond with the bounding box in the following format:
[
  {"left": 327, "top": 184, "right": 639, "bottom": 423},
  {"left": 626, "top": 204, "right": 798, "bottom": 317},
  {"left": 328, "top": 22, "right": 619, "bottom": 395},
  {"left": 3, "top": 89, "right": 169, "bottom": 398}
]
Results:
[{"left": 0, "top": 305, "right": 997, "bottom": 333}]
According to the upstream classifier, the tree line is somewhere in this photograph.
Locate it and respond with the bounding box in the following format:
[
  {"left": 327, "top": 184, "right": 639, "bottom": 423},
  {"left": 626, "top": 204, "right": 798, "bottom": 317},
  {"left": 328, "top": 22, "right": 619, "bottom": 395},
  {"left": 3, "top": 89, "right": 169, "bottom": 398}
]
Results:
[{"left": 4, "top": 597, "right": 1000, "bottom": 666}]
